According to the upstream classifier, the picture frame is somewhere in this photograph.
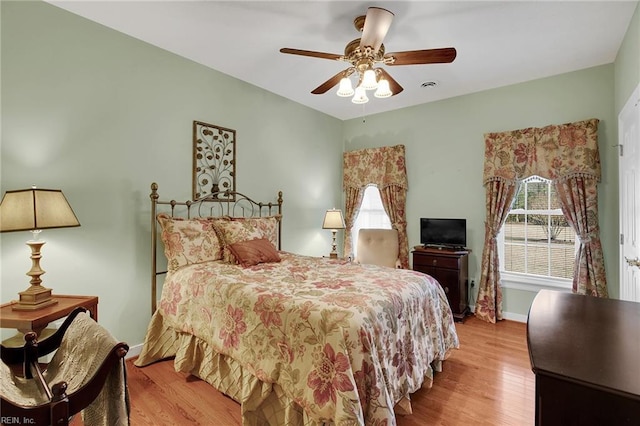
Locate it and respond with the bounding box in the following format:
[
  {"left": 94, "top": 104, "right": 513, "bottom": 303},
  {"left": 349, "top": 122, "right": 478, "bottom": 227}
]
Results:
[{"left": 192, "top": 120, "right": 236, "bottom": 200}]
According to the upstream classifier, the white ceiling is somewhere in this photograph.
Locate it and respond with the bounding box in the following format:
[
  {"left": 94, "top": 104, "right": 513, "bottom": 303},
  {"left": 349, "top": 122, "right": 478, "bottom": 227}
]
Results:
[{"left": 48, "top": 1, "right": 637, "bottom": 121}]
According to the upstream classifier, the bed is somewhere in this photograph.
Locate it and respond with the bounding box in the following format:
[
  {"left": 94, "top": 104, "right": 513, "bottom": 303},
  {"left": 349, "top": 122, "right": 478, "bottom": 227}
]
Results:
[{"left": 135, "top": 183, "right": 459, "bottom": 425}]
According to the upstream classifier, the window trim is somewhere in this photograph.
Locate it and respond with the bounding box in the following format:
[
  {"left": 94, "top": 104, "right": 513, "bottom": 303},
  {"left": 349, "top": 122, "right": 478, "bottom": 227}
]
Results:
[
  {"left": 351, "top": 185, "right": 392, "bottom": 258},
  {"left": 498, "top": 176, "right": 577, "bottom": 290},
  {"left": 498, "top": 230, "right": 574, "bottom": 291},
  {"left": 500, "top": 270, "right": 572, "bottom": 292}
]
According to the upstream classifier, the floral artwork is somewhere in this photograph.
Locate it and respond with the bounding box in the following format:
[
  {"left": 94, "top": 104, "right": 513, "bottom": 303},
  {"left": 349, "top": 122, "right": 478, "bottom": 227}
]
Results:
[{"left": 193, "top": 120, "right": 236, "bottom": 200}]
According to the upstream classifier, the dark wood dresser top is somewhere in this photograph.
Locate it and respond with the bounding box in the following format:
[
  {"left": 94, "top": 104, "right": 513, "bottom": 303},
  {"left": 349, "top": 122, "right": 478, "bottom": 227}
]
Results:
[{"left": 527, "top": 290, "right": 640, "bottom": 400}]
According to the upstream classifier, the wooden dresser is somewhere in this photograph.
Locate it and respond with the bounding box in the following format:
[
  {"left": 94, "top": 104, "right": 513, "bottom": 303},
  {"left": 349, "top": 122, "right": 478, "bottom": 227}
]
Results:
[
  {"left": 527, "top": 290, "right": 640, "bottom": 425},
  {"left": 412, "top": 247, "right": 469, "bottom": 321}
]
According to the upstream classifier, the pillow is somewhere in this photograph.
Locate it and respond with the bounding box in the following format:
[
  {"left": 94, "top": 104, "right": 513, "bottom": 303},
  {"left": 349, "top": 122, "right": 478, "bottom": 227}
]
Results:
[
  {"left": 156, "top": 213, "right": 224, "bottom": 271},
  {"left": 215, "top": 215, "right": 281, "bottom": 263},
  {"left": 228, "top": 238, "right": 281, "bottom": 267}
]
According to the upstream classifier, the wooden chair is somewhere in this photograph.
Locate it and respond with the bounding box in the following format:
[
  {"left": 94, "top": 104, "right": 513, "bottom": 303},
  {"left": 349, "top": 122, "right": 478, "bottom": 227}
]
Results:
[
  {"left": 0, "top": 307, "right": 129, "bottom": 426},
  {"left": 355, "top": 228, "right": 401, "bottom": 268}
]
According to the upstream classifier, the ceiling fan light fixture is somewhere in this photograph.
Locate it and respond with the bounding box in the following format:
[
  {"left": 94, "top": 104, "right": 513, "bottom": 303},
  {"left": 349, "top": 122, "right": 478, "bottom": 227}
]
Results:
[
  {"left": 280, "top": 7, "right": 457, "bottom": 104},
  {"left": 336, "top": 77, "right": 355, "bottom": 97},
  {"left": 360, "top": 69, "right": 378, "bottom": 90},
  {"left": 351, "top": 86, "right": 369, "bottom": 104},
  {"left": 374, "top": 78, "right": 392, "bottom": 98}
]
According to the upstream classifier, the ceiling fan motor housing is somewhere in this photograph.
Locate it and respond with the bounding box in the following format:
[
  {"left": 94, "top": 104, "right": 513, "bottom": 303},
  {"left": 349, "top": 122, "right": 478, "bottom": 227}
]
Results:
[{"left": 344, "top": 39, "right": 386, "bottom": 63}]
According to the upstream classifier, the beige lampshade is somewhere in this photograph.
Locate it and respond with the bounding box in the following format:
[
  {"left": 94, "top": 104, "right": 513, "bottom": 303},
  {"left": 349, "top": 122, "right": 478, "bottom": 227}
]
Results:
[
  {"left": 322, "top": 209, "right": 345, "bottom": 230},
  {"left": 0, "top": 188, "right": 80, "bottom": 232}
]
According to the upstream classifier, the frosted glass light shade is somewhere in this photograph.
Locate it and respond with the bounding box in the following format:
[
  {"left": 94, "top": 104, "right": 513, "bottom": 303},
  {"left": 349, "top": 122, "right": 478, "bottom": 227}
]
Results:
[
  {"left": 336, "top": 77, "right": 355, "bottom": 97},
  {"left": 360, "top": 69, "right": 378, "bottom": 90},
  {"left": 374, "top": 78, "right": 392, "bottom": 98},
  {"left": 351, "top": 86, "right": 369, "bottom": 104}
]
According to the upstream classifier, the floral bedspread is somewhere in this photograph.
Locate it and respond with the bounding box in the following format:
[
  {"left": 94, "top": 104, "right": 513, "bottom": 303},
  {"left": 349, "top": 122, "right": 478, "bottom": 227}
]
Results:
[{"left": 157, "top": 252, "right": 459, "bottom": 425}]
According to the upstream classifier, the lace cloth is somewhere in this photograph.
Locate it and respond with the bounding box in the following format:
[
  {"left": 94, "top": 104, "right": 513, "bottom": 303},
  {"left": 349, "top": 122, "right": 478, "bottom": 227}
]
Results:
[{"left": 0, "top": 312, "right": 130, "bottom": 426}]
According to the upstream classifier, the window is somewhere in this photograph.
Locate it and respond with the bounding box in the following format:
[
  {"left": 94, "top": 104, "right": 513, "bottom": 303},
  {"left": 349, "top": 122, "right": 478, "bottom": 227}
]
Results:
[
  {"left": 352, "top": 186, "right": 391, "bottom": 257},
  {"left": 498, "top": 176, "right": 577, "bottom": 291}
]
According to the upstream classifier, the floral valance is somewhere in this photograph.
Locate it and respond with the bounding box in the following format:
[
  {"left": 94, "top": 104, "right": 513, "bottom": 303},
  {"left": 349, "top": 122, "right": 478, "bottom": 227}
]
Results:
[
  {"left": 343, "top": 144, "right": 408, "bottom": 190},
  {"left": 483, "top": 118, "right": 601, "bottom": 185}
]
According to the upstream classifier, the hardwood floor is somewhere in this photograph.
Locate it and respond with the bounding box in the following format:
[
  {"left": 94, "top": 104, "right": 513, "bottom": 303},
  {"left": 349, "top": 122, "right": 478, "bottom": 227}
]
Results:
[
  {"left": 78, "top": 316, "right": 535, "bottom": 425},
  {"left": 398, "top": 317, "right": 535, "bottom": 426}
]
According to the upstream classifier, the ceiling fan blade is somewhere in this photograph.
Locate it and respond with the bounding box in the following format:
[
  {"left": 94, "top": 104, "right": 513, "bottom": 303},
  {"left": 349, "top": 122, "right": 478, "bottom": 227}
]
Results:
[
  {"left": 377, "top": 68, "right": 403, "bottom": 96},
  {"left": 311, "top": 68, "right": 353, "bottom": 94},
  {"left": 280, "top": 48, "right": 342, "bottom": 61},
  {"left": 359, "top": 7, "right": 394, "bottom": 53},
  {"left": 386, "top": 48, "right": 457, "bottom": 66}
]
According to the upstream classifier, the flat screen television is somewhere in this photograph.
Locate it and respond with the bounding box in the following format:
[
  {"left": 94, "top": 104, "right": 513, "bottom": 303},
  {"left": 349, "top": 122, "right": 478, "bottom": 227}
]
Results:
[{"left": 420, "top": 218, "right": 467, "bottom": 248}]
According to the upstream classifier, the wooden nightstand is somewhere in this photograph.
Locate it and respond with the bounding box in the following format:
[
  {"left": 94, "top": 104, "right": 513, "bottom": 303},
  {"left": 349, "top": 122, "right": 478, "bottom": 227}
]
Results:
[
  {"left": 0, "top": 294, "right": 98, "bottom": 337},
  {"left": 413, "top": 248, "right": 469, "bottom": 322}
]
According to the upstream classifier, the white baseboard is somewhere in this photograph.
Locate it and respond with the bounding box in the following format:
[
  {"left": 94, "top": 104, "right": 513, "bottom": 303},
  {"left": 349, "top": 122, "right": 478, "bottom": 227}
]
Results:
[
  {"left": 125, "top": 343, "right": 143, "bottom": 360},
  {"left": 468, "top": 304, "right": 527, "bottom": 323},
  {"left": 501, "top": 311, "right": 528, "bottom": 323}
]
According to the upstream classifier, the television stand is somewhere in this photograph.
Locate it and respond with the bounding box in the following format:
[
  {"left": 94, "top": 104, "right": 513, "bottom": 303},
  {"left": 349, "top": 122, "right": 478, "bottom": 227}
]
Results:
[
  {"left": 420, "top": 244, "right": 469, "bottom": 253},
  {"left": 412, "top": 248, "right": 470, "bottom": 321},
  {"left": 423, "top": 244, "right": 447, "bottom": 250}
]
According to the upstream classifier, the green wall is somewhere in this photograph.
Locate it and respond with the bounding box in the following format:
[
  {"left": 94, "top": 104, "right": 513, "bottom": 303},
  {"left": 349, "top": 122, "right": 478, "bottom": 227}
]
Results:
[
  {"left": 0, "top": 1, "right": 343, "bottom": 346},
  {"left": 615, "top": 2, "right": 639, "bottom": 114},
  {"left": 343, "top": 1, "right": 639, "bottom": 319},
  {"left": 343, "top": 65, "right": 618, "bottom": 318},
  {"left": 1, "top": 1, "right": 637, "bottom": 347}
]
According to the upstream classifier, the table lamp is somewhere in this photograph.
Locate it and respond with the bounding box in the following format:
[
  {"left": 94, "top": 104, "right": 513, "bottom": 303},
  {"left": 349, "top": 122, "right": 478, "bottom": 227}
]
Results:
[
  {"left": 322, "top": 208, "right": 345, "bottom": 259},
  {"left": 0, "top": 187, "right": 80, "bottom": 311}
]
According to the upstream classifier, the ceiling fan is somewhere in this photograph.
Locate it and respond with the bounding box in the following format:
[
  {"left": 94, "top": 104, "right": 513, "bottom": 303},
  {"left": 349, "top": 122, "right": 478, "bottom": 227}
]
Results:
[{"left": 280, "top": 7, "right": 457, "bottom": 103}]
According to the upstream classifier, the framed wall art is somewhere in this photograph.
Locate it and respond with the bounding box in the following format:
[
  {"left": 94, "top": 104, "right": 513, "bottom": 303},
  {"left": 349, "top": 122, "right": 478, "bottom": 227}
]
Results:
[{"left": 193, "top": 120, "right": 236, "bottom": 200}]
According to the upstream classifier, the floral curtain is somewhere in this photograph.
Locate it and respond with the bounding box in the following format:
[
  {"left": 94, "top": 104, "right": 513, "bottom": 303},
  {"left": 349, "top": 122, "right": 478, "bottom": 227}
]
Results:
[
  {"left": 554, "top": 177, "right": 608, "bottom": 297},
  {"left": 379, "top": 186, "right": 409, "bottom": 268},
  {"left": 475, "top": 180, "right": 518, "bottom": 323},
  {"left": 482, "top": 119, "right": 601, "bottom": 183},
  {"left": 343, "top": 145, "right": 409, "bottom": 266},
  {"left": 343, "top": 186, "right": 365, "bottom": 260},
  {"left": 478, "top": 118, "right": 606, "bottom": 322}
]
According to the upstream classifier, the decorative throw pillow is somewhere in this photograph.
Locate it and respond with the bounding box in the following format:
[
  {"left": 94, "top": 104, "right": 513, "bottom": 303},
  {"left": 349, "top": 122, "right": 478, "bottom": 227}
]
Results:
[
  {"left": 156, "top": 213, "right": 223, "bottom": 271},
  {"left": 215, "top": 215, "right": 281, "bottom": 263},
  {"left": 228, "top": 238, "right": 281, "bottom": 267}
]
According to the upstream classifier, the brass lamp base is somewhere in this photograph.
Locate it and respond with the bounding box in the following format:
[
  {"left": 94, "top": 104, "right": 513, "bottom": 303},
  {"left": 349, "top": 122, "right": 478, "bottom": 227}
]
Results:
[
  {"left": 12, "top": 285, "right": 58, "bottom": 311},
  {"left": 329, "top": 230, "right": 339, "bottom": 259},
  {"left": 12, "top": 239, "right": 58, "bottom": 311}
]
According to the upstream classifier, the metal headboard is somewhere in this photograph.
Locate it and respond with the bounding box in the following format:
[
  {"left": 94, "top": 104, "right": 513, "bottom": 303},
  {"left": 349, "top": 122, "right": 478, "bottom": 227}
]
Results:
[{"left": 149, "top": 182, "right": 283, "bottom": 313}]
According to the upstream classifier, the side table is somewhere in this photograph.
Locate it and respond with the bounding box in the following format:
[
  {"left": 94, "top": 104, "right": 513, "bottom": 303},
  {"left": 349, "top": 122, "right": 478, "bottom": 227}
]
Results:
[
  {"left": 0, "top": 294, "right": 99, "bottom": 338},
  {"left": 412, "top": 247, "right": 469, "bottom": 321}
]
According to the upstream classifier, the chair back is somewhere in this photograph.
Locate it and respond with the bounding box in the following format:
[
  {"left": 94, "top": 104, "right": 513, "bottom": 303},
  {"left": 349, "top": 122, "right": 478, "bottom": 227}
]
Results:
[
  {"left": 356, "top": 228, "right": 400, "bottom": 268},
  {"left": 0, "top": 308, "right": 129, "bottom": 426}
]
